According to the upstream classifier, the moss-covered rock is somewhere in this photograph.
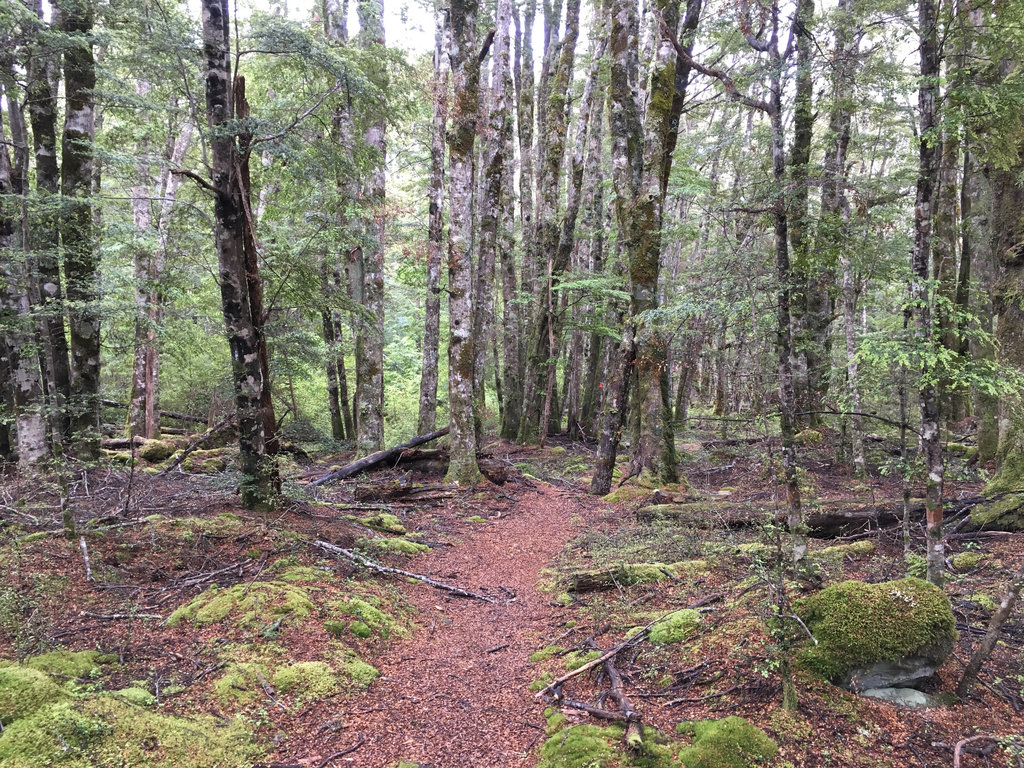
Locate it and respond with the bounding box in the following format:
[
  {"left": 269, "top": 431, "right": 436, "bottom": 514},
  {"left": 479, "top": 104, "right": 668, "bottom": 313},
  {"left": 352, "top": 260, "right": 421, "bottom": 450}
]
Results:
[
  {"left": 816, "top": 540, "right": 876, "bottom": 560},
  {"left": 181, "top": 449, "right": 229, "bottom": 474},
  {"left": 565, "top": 560, "right": 708, "bottom": 592},
  {"left": 795, "top": 578, "right": 955, "bottom": 690},
  {"left": 648, "top": 609, "right": 701, "bottom": 645},
  {"left": 0, "top": 696, "right": 261, "bottom": 767},
  {"left": 537, "top": 722, "right": 683, "bottom": 768},
  {"left": 139, "top": 439, "right": 176, "bottom": 463},
  {"left": 0, "top": 667, "right": 69, "bottom": 724},
  {"left": 360, "top": 513, "right": 406, "bottom": 535},
  {"left": 675, "top": 717, "right": 778, "bottom": 768},
  {"left": 166, "top": 582, "right": 314, "bottom": 628},
  {"left": 273, "top": 661, "right": 340, "bottom": 700},
  {"left": 969, "top": 494, "right": 1024, "bottom": 531}
]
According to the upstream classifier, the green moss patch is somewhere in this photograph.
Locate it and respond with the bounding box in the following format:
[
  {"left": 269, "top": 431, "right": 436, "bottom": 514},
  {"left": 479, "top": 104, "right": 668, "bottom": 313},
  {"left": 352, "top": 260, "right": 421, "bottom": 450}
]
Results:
[
  {"left": 273, "top": 661, "right": 340, "bottom": 700},
  {"left": 951, "top": 551, "right": 986, "bottom": 572},
  {"left": 25, "top": 650, "right": 115, "bottom": 679},
  {"left": 213, "top": 662, "right": 269, "bottom": 705},
  {"left": 166, "top": 581, "right": 314, "bottom": 628},
  {"left": 529, "top": 645, "right": 565, "bottom": 663},
  {"left": 372, "top": 538, "right": 430, "bottom": 555},
  {"left": 648, "top": 609, "right": 701, "bottom": 645},
  {"left": 675, "top": 717, "right": 778, "bottom": 768},
  {"left": 537, "top": 722, "right": 683, "bottom": 768},
  {"left": 0, "top": 696, "right": 261, "bottom": 767},
  {"left": 336, "top": 598, "right": 395, "bottom": 638},
  {"left": 336, "top": 653, "right": 379, "bottom": 689},
  {"left": 360, "top": 513, "right": 406, "bottom": 535},
  {"left": 793, "top": 429, "right": 824, "bottom": 447},
  {"left": 139, "top": 439, "right": 177, "bottom": 463},
  {"left": 108, "top": 687, "right": 156, "bottom": 707},
  {"left": 969, "top": 593, "right": 998, "bottom": 611},
  {"left": 564, "top": 650, "right": 603, "bottom": 671},
  {"left": 795, "top": 578, "right": 956, "bottom": 684},
  {"left": 0, "top": 667, "right": 69, "bottom": 724}
]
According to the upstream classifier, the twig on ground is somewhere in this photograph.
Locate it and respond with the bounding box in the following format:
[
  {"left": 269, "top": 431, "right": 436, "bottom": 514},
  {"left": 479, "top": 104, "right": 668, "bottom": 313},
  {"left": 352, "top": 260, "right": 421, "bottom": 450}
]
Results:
[
  {"left": 313, "top": 540, "right": 497, "bottom": 602},
  {"left": 78, "top": 611, "right": 163, "bottom": 620},
  {"left": 315, "top": 733, "right": 365, "bottom": 768}
]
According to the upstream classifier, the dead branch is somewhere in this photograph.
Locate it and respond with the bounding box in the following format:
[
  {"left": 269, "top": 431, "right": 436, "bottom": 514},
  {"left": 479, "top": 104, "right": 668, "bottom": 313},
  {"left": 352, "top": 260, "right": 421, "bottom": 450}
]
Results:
[
  {"left": 79, "top": 611, "right": 163, "bottom": 620},
  {"left": 589, "top": 639, "right": 643, "bottom": 747},
  {"left": 313, "top": 540, "right": 496, "bottom": 602},
  {"left": 309, "top": 426, "right": 450, "bottom": 486},
  {"left": 159, "top": 414, "right": 235, "bottom": 476},
  {"left": 954, "top": 735, "right": 998, "bottom": 768},
  {"left": 315, "top": 733, "right": 365, "bottom": 768},
  {"left": 79, "top": 536, "right": 94, "bottom": 582},
  {"left": 100, "top": 399, "right": 207, "bottom": 424}
]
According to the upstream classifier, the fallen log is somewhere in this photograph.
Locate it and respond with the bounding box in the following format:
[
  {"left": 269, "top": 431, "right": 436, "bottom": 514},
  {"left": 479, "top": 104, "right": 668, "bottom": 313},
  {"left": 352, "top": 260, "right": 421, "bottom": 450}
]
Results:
[
  {"left": 353, "top": 483, "right": 457, "bottom": 503},
  {"left": 101, "top": 399, "right": 207, "bottom": 424},
  {"left": 308, "top": 426, "right": 450, "bottom": 486},
  {"left": 313, "top": 539, "right": 496, "bottom": 602}
]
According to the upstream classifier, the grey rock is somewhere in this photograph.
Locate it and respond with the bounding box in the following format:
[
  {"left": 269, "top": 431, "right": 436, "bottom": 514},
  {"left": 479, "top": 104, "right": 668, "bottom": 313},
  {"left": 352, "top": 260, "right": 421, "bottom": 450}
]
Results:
[
  {"left": 841, "top": 656, "right": 938, "bottom": 692},
  {"left": 859, "top": 687, "right": 943, "bottom": 708}
]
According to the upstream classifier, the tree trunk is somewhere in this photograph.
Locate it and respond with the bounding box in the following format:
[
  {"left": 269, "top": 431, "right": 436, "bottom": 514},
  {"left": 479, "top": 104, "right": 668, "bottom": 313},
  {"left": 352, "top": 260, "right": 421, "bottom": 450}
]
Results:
[
  {"left": 914, "top": 0, "right": 944, "bottom": 584},
  {"left": 473, "top": 0, "right": 513, "bottom": 442},
  {"left": 0, "top": 90, "right": 49, "bottom": 466},
  {"left": 60, "top": 0, "right": 101, "bottom": 459},
  {"left": 352, "top": 0, "right": 387, "bottom": 455},
  {"left": 419, "top": 5, "right": 448, "bottom": 437},
  {"left": 201, "top": 0, "right": 279, "bottom": 509},
  {"left": 129, "top": 110, "right": 192, "bottom": 440},
  {"left": 445, "top": 0, "right": 483, "bottom": 484}
]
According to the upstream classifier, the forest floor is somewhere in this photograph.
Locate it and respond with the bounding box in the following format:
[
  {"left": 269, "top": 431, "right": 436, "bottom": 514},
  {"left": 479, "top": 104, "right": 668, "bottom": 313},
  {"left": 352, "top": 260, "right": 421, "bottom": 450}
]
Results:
[{"left": 1, "top": 425, "right": 1023, "bottom": 767}]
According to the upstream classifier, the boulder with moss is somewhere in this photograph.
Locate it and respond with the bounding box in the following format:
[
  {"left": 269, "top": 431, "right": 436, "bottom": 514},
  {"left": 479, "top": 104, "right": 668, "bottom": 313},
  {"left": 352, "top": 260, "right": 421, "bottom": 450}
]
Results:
[
  {"left": 139, "top": 439, "right": 177, "bottom": 463},
  {"left": 795, "top": 577, "right": 955, "bottom": 691},
  {"left": 166, "top": 581, "right": 314, "bottom": 628},
  {"left": 675, "top": 717, "right": 778, "bottom": 768},
  {"left": 360, "top": 513, "right": 407, "bottom": 535}
]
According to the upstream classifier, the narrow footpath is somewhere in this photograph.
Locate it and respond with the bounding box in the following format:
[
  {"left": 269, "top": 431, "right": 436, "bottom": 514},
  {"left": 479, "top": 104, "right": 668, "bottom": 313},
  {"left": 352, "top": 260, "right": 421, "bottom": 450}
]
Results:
[{"left": 327, "top": 484, "right": 584, "bottom": 767}]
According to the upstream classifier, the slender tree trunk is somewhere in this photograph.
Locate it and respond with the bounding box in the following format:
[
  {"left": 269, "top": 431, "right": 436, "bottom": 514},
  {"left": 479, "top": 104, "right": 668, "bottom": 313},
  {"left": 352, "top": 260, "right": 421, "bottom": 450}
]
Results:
[
  {"left": 26, "top": 0, "right": 72, "bottom": 444},
  {"left": 914, "top": 0, "right": 944, "bottom": 584},
  {"left": 60, "top": 0, "right": 101, "bottom": 459},
  {"left": 201, "top": 0, "right": 278, "bottom": 509},
  {"left": 445, "top": 0, "right": 483, "bottom": 484},
  {"left": 473, "top": 0, "right": 513, "bottom": 441},
  {"left": 419, "top": 6, "right": 448, "bottom": 436},
  {"left": 514, "top": 0, "right": 536, "bottom": 421}
]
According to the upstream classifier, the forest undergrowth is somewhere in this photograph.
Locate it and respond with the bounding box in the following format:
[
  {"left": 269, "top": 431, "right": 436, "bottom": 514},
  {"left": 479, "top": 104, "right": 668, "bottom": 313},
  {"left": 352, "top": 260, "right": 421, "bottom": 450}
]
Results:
[{"left": 0, "top": 424, "right": 1022, "bottom": 768}]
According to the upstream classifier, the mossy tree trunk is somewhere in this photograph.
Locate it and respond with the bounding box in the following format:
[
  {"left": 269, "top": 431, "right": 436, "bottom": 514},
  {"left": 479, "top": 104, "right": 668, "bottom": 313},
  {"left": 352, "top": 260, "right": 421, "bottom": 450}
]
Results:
[{"left": 445, "top": 0, "right": 483, "bottom": 485}]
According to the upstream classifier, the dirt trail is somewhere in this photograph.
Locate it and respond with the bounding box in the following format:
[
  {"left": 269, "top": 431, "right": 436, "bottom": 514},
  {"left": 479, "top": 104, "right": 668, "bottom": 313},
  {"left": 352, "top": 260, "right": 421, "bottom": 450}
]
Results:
[{"left": 329, "top": 483, "right": 582, "bottom": 767}]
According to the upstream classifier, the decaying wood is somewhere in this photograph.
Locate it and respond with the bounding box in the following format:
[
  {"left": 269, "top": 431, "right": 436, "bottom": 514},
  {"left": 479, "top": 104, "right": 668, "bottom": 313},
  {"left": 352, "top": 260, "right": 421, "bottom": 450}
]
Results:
[
  {"left": 313, "top": 539, "right": 496, "bottom": 602},
  {"left": 101, "top": 399, "right": 207, "bottom": 424},
  {"left": 564, "top": 562, "right": 680, "bottom": 592},
  {"left": 589, "top": 638, "right": 643, "bottom": 746},
  {"left": 309, "top": 426, "right": 450, "bottom": 486},
  {"left": 353, "top": 483, "right": 458, "bottom": 503},
  {"left": 102, "top": 436, "right": 147, "bottom": 449},
  {"left": 159, "top": 415, "right": 235, "bottom": 476}
]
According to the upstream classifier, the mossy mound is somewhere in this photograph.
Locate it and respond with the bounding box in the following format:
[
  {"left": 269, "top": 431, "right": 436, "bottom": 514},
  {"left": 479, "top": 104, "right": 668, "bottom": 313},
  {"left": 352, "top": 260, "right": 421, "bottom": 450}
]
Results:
[
  {"left": 336, "top": 653, "right": 379, "bottom": 689},
  {"left": 0, "top": 667, "right": 69, "bottom": 724},
  {"left": 951, "top": 551, "right": 986, "bottom": 572},
  {"left": 213, "top": 662, "right": 269, "bottom": 705},
  {"left": 537, "top": 722, "right": 683, "bottom": 768},
  {"left": 816, "top": 540, "right": 876, "bottom": 560},
  {"left": 108, "top": 687, "right": 156, "bottom": 707},
  {"left": 648, "top": 609, "right": 701, "bottom": 645},
  {"left": 273, "top": 661, "right": 339, "bottom": 700},
  {"left": 529, "top": 645, "right": 565, "bottom": 663},
  {"left": 166, "top": 581, "right": 314, "bottom": 628},
  {"left": 360, "top": 513, "right": 406, "bottom": 535},
  {"left": 566, "top": 560, "right": 708, "bottom": 592},
  {"left": 139, "top": 439, "right": 177, "bottom": 463},
  {"left": 373, "top": 538, "right": 429, "bottom": 555},
  {"left": 0, "top": 696, "right": 261, "bottom": 767},
  {"left": 793, "top": 429, "right": 824, "bottom": 447},
  {"left": 564, "top": 650, "right": 602, "bottom": 671},
  {"left": 337, "top": 598, "right": 396, "bottom": 638},
  {"left": 675, "top": 717, "right": 778, "bottom": 768},
  {"left": 25, "top": 650, "right": 115, "bottom": 679},
  {"left": 969, "top": 493, "right": 1024, "bottom": 531},
  {"left": 165, "top": 512, "right": 243, "bottom": 540},
  {"left": 795, "top": 578, "right": 955, "bottom": 686},
  {"left": 181, "top": 449, "right": 229, "bottom": 474}
]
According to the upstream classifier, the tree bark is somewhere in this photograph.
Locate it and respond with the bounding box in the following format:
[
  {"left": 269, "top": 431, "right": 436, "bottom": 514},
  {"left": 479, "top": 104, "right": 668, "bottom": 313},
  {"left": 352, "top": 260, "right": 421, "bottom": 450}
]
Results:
[
  {"left": 419, "top": 5, "right": 448, "bottom": 437},
  {"left": 913, "top": 0, "right": 944, "bottom": 584},
  {"left": 201, "top": 0, "right": 279, "bottom": 509},
  {"left": 445, "top": 0, "right": 483, "bottom": 484},
  {"left": 60, "top": 0, "right": 101, "bottom": 459}
]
